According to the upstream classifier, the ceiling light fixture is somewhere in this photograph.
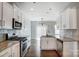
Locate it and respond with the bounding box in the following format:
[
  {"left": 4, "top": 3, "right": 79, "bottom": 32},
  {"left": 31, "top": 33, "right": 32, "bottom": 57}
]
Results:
[
  {"left": 49, "top": 8, "right": 52, "bottom": 11},
  {"left": 46, "top": 11, "right": 49, "bottom": 14},
  {"left": 30, "top": 8, "right": 34, "bottom": 11},
  {"left": 33, "top": 2, "right": 36, "bottom": 4},
  {"left": 40, "top": 17, "right": 44, "bottom": 26}
]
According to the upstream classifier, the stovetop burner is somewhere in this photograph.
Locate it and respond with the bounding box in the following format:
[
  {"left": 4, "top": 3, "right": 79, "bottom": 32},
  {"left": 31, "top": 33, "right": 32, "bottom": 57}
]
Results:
[{"left": 8, "top": 37, "right": 27, "bottom": 41}]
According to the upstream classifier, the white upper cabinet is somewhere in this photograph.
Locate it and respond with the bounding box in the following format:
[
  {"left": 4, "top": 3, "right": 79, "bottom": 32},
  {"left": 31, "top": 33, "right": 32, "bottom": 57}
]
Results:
[
  {"left": 2, "top": 2, "right": 13, "bottom": 29},
  {"left": 56, "top": 15, "right": 62, "bottom": 29},
  {"left": 13, "top": 4, "right": 18, "bottom": 21},
  {"left": 0, "top": 2, "right": 2, "bottom": 29},
  {"left": 61, "top": 8, "right": 70, "bottom": 29},
  {"left": 13, "top": 4, "right": 22, "bottom": 22},
  {"left": 18, "top": 9, "right": 22, "bottom": 22},
  {"left": 57, "top": 6, "right": 79, "bottom": 29},
  {"left": 69, "top": 7, "right": 77, "bottom": 29}
]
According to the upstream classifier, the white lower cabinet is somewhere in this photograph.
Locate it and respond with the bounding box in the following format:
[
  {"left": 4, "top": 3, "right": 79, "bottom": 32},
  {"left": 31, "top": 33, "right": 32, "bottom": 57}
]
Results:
[
  {"left": 40, "top": 37, "right": 57, "bottom": 50},
  {"left": 11, "top": 42, "right": 20, "bottom": 57},
  {"left": 0, "top": 48, "right": 11, "bottom": 57},
  {"left": 63, "top": 42, "right": 78, "bottom": 57},
  {"left": 41, "top": 37, "right": 47, "bottom": 50},
  {"left": 0, "top": 42, "right": 20, "bottom": 57}
]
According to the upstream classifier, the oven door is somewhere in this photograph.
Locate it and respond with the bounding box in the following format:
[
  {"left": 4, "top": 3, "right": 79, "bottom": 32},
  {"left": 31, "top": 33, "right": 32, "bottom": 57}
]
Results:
[{"left": 21, "top": 41, "right": 27, "bottom": 57}]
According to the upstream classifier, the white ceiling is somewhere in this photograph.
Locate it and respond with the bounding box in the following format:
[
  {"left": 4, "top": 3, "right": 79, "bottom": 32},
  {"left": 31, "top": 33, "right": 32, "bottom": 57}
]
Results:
[{"left": 14, "top": 2, "right": 71, "bottom": 21}]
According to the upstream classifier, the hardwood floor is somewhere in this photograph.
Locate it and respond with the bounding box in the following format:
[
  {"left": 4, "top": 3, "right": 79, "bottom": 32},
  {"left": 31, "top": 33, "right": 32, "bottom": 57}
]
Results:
[
  {"left": 25, "top": 39, "right": 61, "bottom": 57},
  {"left": 41, "top": 50, "right": 60, "bottom": 57}
]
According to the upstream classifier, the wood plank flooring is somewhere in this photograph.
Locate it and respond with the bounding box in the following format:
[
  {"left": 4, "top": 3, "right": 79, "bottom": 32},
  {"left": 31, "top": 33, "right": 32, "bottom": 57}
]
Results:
[
  {"left": 41, "top": 50, "right": 60, "bottom": 57},
  {"left": 25, "top": 39, "right": 61, "bottom": 57}
]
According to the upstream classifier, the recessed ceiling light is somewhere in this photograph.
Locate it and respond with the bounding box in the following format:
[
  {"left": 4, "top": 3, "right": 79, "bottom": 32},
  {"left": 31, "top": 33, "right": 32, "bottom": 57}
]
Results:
[
  {"left": 49, "top": 8, "right": 52, "bottom": 11},
  {"left": 33, "top": 2, "right": 36, "bottom": 4},
  {"left": 41, "top": 18, "right": 43, "bottom": 20},
  {"left": 46, "top": 11, "right": 49, "bottom": 14},
  {"left": 30, "top": 8, "right": 34, "bottom": 11}
]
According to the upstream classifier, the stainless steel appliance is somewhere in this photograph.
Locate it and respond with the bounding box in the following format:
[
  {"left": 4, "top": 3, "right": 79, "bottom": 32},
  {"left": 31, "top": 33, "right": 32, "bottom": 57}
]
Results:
[
  {"left": 21, "top": 38, "right": 27, "bottom": 57},
  {"left": 12, "top": 18, "right": 22, "bottom": 29},
  {"left": 8, "top": 37, "right": 27, "bottom": 57}
]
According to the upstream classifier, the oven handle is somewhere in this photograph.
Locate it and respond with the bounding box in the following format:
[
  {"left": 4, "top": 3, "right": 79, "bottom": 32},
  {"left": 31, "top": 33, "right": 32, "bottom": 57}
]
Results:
[{"left": 21, "top": 41, "right": 27, "bottom": 44}]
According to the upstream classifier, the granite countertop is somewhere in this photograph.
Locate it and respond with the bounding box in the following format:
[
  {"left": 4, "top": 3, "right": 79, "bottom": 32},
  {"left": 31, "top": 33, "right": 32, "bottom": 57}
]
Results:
[
  {"left": 62, "top": 37, "right": 79, "bottom": 42},
  {"left": 55, "top": 35, "right": 79, "bottom": 42},
  {"left": 56, "top": 36, "right": 79, "bottom": 42},
  {"left": 41, "top": 35, "right": 56, "bottom": 38},
  {"left": 0, "top": 40, "right": 19, "bottom": 52},
  {"left": 41, "top": 35, "right": 79, "bottom": 42}
]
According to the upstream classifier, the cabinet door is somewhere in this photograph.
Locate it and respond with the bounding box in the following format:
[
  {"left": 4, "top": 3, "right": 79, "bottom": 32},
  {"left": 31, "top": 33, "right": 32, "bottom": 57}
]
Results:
[
  {"left": 0, "top": 48, "right": 11, "bottom": 57},
  {"left": 47, "top": 38, "right": 57, "bottom": 50},
  {"left": 63, "top": 42, "right": 75, "bottom": 57},
  {"left": 3, "top": 2, "right": 13, "bottom": 29},
  {"left": 18, "top": 9, "right": 22, "bottom": 22},
  {"left": 12, "top": 43, "right": 20, "bottom": 57},
  {"left": 61, "top": 8, "right": 71, "bottom": 29},
  {"left": 69, "top": 7, "right": 77, "bottom": 29},
  {"left": 0, "top": 2, "right": 2, "bottom": 29},
  {"left": 61, "top": 11, "right": 67, "bottom": 29},
  {"left": 56, "top": 15, "right": 62, "bottom": 29},
  {"left": 13, "top": 4, "right": 18, "bottom": 21},
  {"left": 65, "top": 8, "right": 70, "bottom": 29},
  {"left": 40, "top": 37, "right": 48, "bottom": 50},
  {"left": 57, "top": 40, "right": 63, "bottom": 51},
  {"left": 61, "top": 12, "right": 65, "bottom": 29}
]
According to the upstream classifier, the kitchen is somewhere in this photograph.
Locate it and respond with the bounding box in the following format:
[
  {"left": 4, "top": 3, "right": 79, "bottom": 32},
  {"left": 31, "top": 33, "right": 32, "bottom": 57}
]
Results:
[
  {"left": 0, "top": 2, "right": 79, "bottom": 57},
  {"left": 0, "top": 2, "right": 31, "bottom": 57}
]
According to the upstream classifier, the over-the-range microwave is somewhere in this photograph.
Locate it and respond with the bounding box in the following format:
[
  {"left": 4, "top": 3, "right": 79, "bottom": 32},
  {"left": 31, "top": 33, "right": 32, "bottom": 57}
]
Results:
[{"left": 12, "top": 18, "right": 22, "bottom": 29}]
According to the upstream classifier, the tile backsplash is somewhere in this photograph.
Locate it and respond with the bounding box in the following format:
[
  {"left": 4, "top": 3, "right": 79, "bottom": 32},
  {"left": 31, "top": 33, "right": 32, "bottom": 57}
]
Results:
[
  {"left": 0, "top": 29, "right": 16, "bottom": 38},
  {"left": 61, "top": 29, "right": 79, "bottom": 39}
]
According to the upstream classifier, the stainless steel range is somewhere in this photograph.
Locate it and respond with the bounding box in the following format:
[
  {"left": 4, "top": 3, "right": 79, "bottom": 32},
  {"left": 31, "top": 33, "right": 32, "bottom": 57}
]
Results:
[
  {"left": 20, "top": 37, "right": 27, "bottom": 57},
  {"left": 8, "top": 37, "right": 27, "bottom": 57}
]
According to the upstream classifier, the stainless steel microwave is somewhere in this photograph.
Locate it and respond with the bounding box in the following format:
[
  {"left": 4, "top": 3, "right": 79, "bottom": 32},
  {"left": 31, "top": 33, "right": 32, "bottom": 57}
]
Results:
[{"left": 12, "top": 18, "right": 22, "bottom": 29}]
